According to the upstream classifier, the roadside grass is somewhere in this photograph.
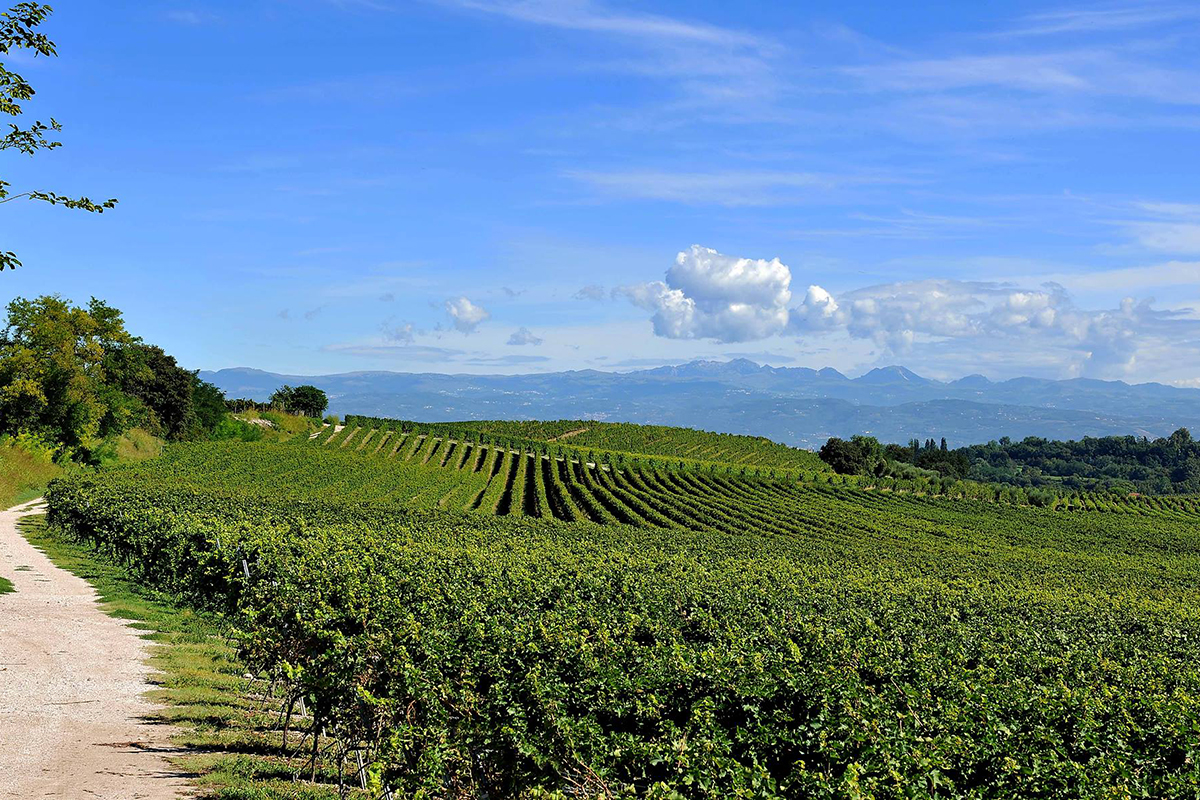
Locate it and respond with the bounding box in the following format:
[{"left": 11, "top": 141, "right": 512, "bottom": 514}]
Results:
[
  {"left": 0, "top": 575, "right": 12, "bottom": 594},
  {"left": 16, "top": 515, "right": 348, "bottom": 799}
]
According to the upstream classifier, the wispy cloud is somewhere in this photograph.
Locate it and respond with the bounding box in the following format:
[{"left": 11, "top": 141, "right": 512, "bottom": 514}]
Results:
[
  {"left": 325, "top": 343, "right": 467, "bottom": 361},
  {"left": 567, "top": 169, "right": 904, "bottom": 206},
  {"left": 845, "top": 51, "right": 1200, "bottom": 105},
  {"left": 507, "top": 326, "right": 544, "bottom": 346},
  {"left": 1005, "top": 3, "right": 1200, "bottom": 36},
  {"left": 1106, "top": 201, "right": 1200, "bottom": 255},
  {"left": 433, "top": 0, "right": 781, "bottom": 110},
  {"left": 165, "top": 9, "right": 221, "bottom": 25},
  {"left": 441, "top": 0, "right": 766, "bottom": 49}
]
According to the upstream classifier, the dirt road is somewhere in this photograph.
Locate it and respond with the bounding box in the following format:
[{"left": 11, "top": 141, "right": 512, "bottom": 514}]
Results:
[{"left": 0, "top": 499, "right": 189, "bottom": 799}]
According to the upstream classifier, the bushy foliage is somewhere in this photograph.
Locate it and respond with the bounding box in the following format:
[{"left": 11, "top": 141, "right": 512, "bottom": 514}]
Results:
[
  {"left": 268, "top": 384, "right": 328, "bottom": 418},
  {"left": 0, "top": 296, "right": 232, "bottom": 458},
  {"left": 958, "top": 429, "right": 1200, "bottom": 494}
]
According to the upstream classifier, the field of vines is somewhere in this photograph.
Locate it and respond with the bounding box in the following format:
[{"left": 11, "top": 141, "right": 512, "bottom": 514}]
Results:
[
  {"left": 341, "top": 415, "right": 828, "bottom": 473},
  {"left": 314, "top": 421, "right": 1200, "bottom": 519},
  {"left": 41, "top": 421, "right": 1200, "bottom": 798}
]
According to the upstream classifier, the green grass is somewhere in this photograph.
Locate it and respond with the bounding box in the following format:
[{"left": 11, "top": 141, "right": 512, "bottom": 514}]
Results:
[
  {"left": 16, "top": 514, "right": 351, "bottom": 799},
  {"left": 233, "top": 410, "right": 320, "bottom": 442},
  {"left": 0, "top": 575, "right": 13, "bottom": 594},
  {"left": 0, "top": 437, "right": 61, "bottom": 509}
]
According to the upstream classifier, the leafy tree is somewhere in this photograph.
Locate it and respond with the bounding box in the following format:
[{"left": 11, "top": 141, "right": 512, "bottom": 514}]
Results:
[
  {"left": 268, "top": 384, "right": 328, "bottom": 418},
  {"left": 1, "top": 3, "right": 117, "bottom": 270},
  {"left": 0, "top": 295, "right": 233, "bottom": 455},
  {"left": 289, "top": 384, "right": 327, "bottom": 417},
  {"left": 104, "top": 343, "right": 196, "bottom": 439},
  {"left": 268, "top": 385, "right": 294, "bottom": 411},
  {"left": 0, "top": 295, "right": 131, "bottom": 451},
  {"left": 818, "top": 437, "right": 864, "bottom": 475},
  {"left": 191, "top": 377, "right": 227, "bottom": 433}
]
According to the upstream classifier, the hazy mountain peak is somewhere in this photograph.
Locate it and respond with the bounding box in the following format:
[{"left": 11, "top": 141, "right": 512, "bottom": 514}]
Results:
[
  {"left": 953, "top": 374, "right": 992, "bottom": 388},
  {"left": 857, "top": 366, "right": 931, "bottom": 385}
]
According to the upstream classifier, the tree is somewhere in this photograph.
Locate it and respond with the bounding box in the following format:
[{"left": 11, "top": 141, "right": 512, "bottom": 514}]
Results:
[
  {"left": 289, "top": 384, "right": 328, "bottom": 417},
  {"left": 269, "top": 384, "right": 327, "bottom": 417},
  {"left": 0, "top": 295, "right": 233, "bottom": 455},
  {"left": 1, "top": 3, "right": 116, "bottom": 270},
  {"left": 191, "top": 376, "right": 227, "bottom": 433},
  {"left": 0, "top": 295, "right": 131, "bottom": 450},
  {"left": 104, "top": 342, "right": 196, "bottom": 439},
  {"left": 818, "top": 437, "right": 864, "bottom": 475},
  {"left": 268, "top": 385, "right": 294, "bottom": 411}
]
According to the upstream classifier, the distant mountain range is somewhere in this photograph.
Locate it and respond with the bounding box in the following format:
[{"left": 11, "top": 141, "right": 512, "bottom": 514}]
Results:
[{"left": 200, "top": 359, "right": 1200, "bottom": 449}]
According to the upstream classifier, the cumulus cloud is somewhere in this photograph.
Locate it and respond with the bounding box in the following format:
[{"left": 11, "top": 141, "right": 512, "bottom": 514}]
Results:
[
  {"left": 616, "top": 244, "right": 1200, "bottom": 379},
  {"left": 791, "top": 278, "right": 1200, "bottom": 377},
  {"left": 445, "top": 296, "right": 490, "bottom": 333},
  {"left": 507, "top": 326, "right": 544, "bottom": 346},
  {"left": 616, "top": 244, "right": 792, "bottom": 342}
]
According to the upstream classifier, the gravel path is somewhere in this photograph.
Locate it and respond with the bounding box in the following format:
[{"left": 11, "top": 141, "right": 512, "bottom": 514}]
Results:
[{"left": 0, "top": 499, "right": 190, "bottom": 799}]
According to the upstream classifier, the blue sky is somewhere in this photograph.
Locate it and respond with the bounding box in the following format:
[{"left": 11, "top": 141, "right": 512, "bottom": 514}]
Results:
[{"left": 3, "top": 0, "right": 1200, "bottom": 383}]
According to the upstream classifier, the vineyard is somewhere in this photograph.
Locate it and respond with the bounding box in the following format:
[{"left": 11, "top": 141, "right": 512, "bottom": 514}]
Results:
[
  {"left": 340, "top": 416, "right": 829, "bottom": 473},
  {"left": 40, "top": 419, "right": 1200, "bottom": 798}
]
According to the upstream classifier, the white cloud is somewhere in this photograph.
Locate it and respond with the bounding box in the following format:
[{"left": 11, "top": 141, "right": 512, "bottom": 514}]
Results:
[
  {"left": 507, "top": 326, "right": 543, "bottom": 346},
  {"left": 613, "top": 244, "right": 1200, "bottom": 379},
  {"left": 791, "top": 278, "right": 1200, "bottom": 378},
  {"left": 616, "top": 245, "right": 791, "bottom": 342},
  {"left": 445, "top": 296, "right": 490, "bottom": 333}
]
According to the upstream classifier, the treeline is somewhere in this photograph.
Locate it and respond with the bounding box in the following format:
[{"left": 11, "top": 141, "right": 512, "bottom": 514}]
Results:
[
  {"left": 819, "top": 428, "right": 1200, "bottom": 496},
  {"left": 226, "top": 385, "right": 327, "bottom": 418},
  {"left": 961, "top": 429, "right": 1200, "bottom": 494},
  {"left": 0, "top": 295, "right": 251, "bottom": 461}
]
